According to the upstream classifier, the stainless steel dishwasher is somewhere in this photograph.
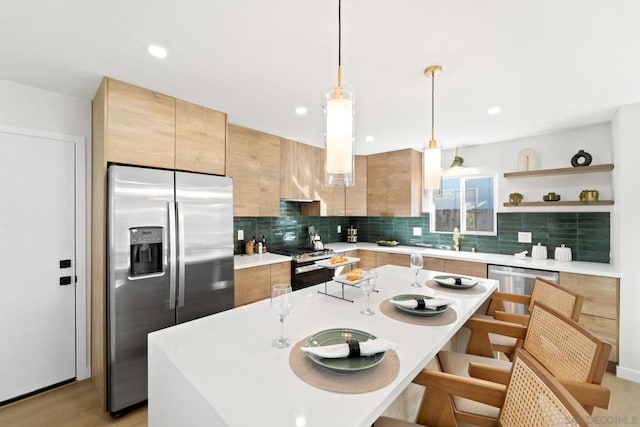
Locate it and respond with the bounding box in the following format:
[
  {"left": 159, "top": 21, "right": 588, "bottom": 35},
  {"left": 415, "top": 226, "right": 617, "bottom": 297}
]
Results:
[{"left": 487, "top": 264, "right": 559, "bottom": 313}]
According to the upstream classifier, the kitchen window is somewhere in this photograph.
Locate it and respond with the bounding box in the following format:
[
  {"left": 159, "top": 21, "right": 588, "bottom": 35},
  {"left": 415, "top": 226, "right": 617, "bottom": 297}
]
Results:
[{"left": 431, "top": 175, "right": 497, "bottom": 235}]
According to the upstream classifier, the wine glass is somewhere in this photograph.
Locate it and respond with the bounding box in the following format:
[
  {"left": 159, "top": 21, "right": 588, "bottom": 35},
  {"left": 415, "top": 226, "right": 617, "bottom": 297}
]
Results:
[
  {"left": 409, "top": 253, "right": 423, "bottom": 287},
  {"left": 271, "top": 284, "right": 294, "bottom": 348},
  {"left": 359, "top": 268, "right": 377, "bottom": 315}
]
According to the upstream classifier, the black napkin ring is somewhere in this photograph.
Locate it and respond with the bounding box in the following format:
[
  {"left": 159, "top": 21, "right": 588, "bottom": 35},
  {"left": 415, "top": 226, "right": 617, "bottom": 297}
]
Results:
[
  {"left": 347, "top": 339, "right": 361, "bottom": 358},
  {"left": 454, "top": 277, "right": 462, "bottom": 285},
  {"left": 415, "top": 298, "right": 426, "bottom": 309}
]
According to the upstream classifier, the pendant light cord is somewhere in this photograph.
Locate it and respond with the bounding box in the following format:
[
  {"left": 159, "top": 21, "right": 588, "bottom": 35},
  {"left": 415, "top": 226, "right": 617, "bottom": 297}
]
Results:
[
  {"left": 336, "top": 0, "right": 342, "bottom": 88},
  {"left": 430, "top": 69, "right": 435, "bottom": 143},
  {"left": 338, "top": 0, "right": 342, "bottom": 67}
]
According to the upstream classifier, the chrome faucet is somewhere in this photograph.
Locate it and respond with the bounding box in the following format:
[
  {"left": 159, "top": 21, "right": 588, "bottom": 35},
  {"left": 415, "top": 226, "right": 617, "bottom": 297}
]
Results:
[{"left": 453, "top": 227, "right": 461, "bottom": 251}]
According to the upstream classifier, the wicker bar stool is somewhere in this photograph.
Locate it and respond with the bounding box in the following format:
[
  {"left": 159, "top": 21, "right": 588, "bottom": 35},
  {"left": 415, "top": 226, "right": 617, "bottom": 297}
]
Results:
[
  {"left": 375, "top": 302, "right": 611, "bottom": 427},
  {"left": 466, "top": 276, "right": 584, "bottom": 360}
]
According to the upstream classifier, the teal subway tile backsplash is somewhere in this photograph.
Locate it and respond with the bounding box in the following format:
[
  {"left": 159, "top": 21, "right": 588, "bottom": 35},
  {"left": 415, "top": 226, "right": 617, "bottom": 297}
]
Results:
[{"left": 233, "top": 202, "right": 610, "bottom": 263}]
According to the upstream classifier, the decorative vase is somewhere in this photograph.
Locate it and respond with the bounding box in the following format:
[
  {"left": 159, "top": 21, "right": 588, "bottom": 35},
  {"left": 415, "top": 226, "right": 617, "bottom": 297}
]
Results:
[
  {"left": 579, "top": 189, "right": 599, "bottom": 202},
  {"left": 571, "top": 149, "right": 593, "bottom": 167},
  {"left": 509, "top": 192, "right": 523, "bottom": 205}
]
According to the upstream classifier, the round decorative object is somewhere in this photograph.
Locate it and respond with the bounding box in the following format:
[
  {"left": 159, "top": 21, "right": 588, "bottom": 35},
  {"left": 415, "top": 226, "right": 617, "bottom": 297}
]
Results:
[{"left": 571, "top": 149, "right": 593, "bottom": 167}]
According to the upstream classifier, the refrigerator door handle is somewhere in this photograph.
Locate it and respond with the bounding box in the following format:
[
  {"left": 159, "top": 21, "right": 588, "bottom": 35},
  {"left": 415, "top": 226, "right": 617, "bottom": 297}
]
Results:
[
  {"left": 176, "top": 201, "right": 186, "bottom": 308},
  {"left": 168, "top": 202, "right": 177, "bottom": 309}
]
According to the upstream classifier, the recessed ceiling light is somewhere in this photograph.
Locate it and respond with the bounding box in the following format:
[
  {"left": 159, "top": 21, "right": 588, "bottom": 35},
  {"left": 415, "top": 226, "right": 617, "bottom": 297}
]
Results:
[
  {"left": 147, "top": 44, "right": 168, "bottom": 59},
  {"left": 365, "top": 135, "right": 374, "bottom": 142},
  {"left": 295, "top": 106, "right": 308, "bottom": 115},
  {"left": 488, "top": 106, "right": 502, "bottom": 115}
]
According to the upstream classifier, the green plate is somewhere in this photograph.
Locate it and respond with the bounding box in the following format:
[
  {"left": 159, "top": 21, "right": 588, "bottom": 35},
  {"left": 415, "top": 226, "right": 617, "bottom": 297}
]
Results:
[
  {"left": 433, "top": 275, "right": 478, "bottom": 289},
  {"left": 304, "top": 328, "right": 386, "bottom": 372},
  {"left": 390, "top": 294, "right": 449, "bottom": 317}
]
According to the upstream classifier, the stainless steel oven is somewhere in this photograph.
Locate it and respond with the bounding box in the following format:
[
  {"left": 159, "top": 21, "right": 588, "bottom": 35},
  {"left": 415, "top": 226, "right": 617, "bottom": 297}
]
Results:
[{"left": 271, "top": 248, "right": 336, "bottom": 291}]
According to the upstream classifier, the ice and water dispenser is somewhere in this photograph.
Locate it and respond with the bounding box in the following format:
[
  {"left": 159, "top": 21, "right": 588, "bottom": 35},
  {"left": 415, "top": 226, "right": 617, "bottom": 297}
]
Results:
[{"left": 129, "top": 227, "right": 163, "bottom": 277}]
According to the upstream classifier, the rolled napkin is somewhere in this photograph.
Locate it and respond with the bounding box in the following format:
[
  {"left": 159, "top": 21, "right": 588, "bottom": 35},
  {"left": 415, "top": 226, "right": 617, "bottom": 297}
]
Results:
[
  {"left": 435, "top": 276, "right": 476, "bottom": 286},
  {"left": 390, "top": 297, "right": 454, "bottom": 310},
  {"left": 301, "top": 338, "right": 394, "bottom": 359}
]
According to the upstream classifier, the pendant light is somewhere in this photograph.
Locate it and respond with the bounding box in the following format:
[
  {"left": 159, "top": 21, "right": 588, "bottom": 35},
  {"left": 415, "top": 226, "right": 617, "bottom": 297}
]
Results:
[
  {"left": 450, "top": 146, "right": 464, "bottom": 168},
  {"left": 325, "top": 0, "right": 355, "bottom": 187},
  {"left": 423, "top": 65, "right": 443, "bottom": 192}
]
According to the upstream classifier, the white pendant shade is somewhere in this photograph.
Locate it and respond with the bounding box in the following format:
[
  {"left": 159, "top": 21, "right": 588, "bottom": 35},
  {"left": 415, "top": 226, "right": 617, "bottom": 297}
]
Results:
[
  {"left": 325, "top": 86, "right": 355, "bottom": 186},
  {"left": 423, "top": 145, "right": 442, "bottom": 191}
]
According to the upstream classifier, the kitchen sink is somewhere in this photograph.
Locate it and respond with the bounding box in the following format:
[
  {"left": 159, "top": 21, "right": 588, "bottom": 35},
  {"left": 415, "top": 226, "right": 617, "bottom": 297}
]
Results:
[{"left": 414, "top": 243, "right": 454, "bottom": 250}]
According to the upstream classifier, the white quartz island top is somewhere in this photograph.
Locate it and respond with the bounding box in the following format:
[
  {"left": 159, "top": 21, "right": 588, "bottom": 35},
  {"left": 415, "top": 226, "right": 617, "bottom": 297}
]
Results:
[{"left": 148, "top": 265, "right": 498, "bottom": 427}]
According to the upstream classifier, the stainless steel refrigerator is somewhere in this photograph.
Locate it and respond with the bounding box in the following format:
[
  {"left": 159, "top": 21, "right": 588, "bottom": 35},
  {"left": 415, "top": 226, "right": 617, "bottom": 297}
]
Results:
[{"left": 107, "top": 164, "right": 234, "bottom": 414}]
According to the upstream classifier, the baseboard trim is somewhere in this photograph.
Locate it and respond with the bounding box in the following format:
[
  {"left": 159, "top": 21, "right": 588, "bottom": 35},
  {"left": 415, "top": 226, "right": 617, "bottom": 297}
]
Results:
[{"left": 616, "top": 365, "right": 640, "bottom": 383}]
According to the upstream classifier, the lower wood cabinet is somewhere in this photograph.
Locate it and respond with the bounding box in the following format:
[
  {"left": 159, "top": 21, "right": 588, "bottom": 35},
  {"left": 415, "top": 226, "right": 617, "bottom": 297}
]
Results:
[
  {"left": 357, "top": 250, "right": 376, "bottom": 268},
  {"left": 442, "top": 259, "right": 487, "bottom": 278},
  {"left": 234, "top": 261, "right": 291, "bottom": 306},
  {"left": 375, "top": 252, "right": 410, "bottom": 268},
  {"left": 559, "top": 272, "right": 619, "bottom": 362}
]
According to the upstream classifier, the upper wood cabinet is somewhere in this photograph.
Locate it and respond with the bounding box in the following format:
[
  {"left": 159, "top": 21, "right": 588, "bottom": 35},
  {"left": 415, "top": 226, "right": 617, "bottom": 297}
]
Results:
[
  {"left": 100, "top": 78, "right": 227, "bottom": 173},
  {"left": 226, "top": 124, "right": 280, "bottom": 217},
  {"left": 175, "top": 100, "right": 226, "bottom": 175},
  {"left": 367, "top": 149, "right": 422, "bottom": 217},
  {"left": 280, "top": 138, "right": 323, "bottom": 201},
  {"left": 106, "top": 79, "right": 176, "bottom": 169},
  {"left": 345, "top": 155, "right": 368, "bottom": 216}
]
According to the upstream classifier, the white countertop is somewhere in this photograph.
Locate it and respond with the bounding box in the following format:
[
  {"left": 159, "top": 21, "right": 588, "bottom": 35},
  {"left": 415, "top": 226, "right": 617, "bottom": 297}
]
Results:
[
  {"left": 325, "top": 242, "right": 620, "bottom": 278},
  {"left": 233, "top": 252, "right": 291, "bottom": 269},
  {"left": 232, "top": 242, "right": 620, "bottom": 278},
  {"left": 148, "top": 265, "right": 498, "bottom": 427}
]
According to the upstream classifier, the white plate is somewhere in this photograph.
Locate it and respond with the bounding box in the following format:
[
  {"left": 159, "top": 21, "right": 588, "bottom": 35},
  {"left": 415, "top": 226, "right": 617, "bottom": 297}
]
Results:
[
  {"left": 433, "top": 275, "right": 478, "bottom": 289},
  {"left": 333, "top": 273, "right": 366, "bottom": 286},
  {"left": 315, "top": 256, "right": 360, "bottom": 268}
]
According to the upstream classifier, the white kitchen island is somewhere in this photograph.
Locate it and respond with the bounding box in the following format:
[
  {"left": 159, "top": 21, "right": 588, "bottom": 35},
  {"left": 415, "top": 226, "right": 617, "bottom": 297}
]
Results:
[{"left": 148, "top": 264, "right": 498, "bottom": 427}]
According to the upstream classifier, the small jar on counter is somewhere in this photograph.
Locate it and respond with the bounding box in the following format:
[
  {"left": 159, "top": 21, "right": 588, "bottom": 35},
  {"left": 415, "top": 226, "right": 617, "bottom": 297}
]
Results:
[{"left": 245, "top": 240, "right": 255, "bottom": 255}]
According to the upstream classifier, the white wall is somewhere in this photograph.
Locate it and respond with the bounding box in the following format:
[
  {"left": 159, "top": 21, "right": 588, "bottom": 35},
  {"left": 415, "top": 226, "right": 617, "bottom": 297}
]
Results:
[
  {"left": 0, "top": 78, "right": 92, "bottom": 379},
  {"left": 612, "top": 103, "right": 640, "bottom": 383},
  {"left": 441, "top": 123, "right": 613, "bottom": 214}
]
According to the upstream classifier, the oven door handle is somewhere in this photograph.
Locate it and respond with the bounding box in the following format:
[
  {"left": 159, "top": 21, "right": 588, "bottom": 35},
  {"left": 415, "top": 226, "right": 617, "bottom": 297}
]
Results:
[{"left": 295, "top": 264, "right": 326, "bottom": 274}]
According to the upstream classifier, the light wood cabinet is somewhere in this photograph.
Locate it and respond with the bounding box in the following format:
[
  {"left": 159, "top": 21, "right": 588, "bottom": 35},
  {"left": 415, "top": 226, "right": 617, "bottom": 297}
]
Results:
[
  {"left": 346, "top": 155, "right": 368, "bottom": 216},
  {"left": 175, "top": 99, "right": 226, "bottom": 175},
  {"left": 443, "top": 259, "right": 487, "bottom": 278},
  {"left": 103, "top": 78, "right": 227, "bottom": 173},
  {"left": 376, "top": 252, "right": 410, "bottom": 267},
  {"left": 280, "top": 138, "right": 322, "bottom": 201},
  {"left": 367, "top": 149, "right": 422, "bottom": 217},
  {"left": 313, "top": 154, "right": 367, "bottom": 217},
  {"left": 559, "top": 272, "right": 619, "bottom": 361},
  {"left": 358, "top": 250, "right": 376, "bottom": 268},
  {"left": 234, "top": 261, "right": 292, "bottom": 306},
  {"left": 106, "top": 79, "right": 176, "bottom": 169},
  {"left": 226, "top": 124, "right": 280, "bottom": 216},
  {"left": 424, "top": 256, "right": 445, "bottom": 272}
]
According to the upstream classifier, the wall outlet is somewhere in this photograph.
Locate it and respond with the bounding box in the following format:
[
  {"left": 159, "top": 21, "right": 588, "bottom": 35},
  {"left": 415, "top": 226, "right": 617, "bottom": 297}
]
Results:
[
  {"left": 518, "top": 232, "right": 532, "bottom": 243},
  {"left": 337, "top": 225, "right": 341, "bottom": 233},
  {"left": 238, "top": 229, "right": 244, "bottom": 241},
  {"left": 413, "top": 227, "right": 422, "bottom": 236}
]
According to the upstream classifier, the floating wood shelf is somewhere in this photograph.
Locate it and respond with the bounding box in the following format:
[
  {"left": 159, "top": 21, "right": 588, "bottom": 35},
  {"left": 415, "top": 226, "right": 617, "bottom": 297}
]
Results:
[
  {"left": 503, "top": 164, "right": 614, "bottom": 178},
  {"left": 503, "top": 200, "right": 614, "bottom": 207}
]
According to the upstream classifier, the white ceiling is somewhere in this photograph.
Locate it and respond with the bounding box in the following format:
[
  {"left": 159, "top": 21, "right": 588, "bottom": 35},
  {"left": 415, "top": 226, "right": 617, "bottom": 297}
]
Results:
[{"left": 1, "top": 0, "right": 639, "bottom": 154}]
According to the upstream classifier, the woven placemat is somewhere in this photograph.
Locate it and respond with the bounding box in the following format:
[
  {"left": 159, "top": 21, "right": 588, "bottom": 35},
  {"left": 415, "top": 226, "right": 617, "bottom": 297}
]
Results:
[
  {"left": 379, "top": 299, "right": 457, "bottom": 326},
  {"left": 425, "top": 279, "right": 487, "bottom": 295},
  {"left": 289, "top": 338, "right": 399, "bottom": 394}
]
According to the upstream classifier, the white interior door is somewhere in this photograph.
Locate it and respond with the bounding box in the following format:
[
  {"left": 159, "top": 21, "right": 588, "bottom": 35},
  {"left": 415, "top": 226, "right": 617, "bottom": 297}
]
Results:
[{"left": 0, "top": 131, "right": 76, "bottom": 403}]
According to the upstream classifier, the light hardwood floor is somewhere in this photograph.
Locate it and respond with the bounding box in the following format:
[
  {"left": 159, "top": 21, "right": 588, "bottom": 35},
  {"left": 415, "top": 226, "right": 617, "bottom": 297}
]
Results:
[
  {"left": 1, "top": 370, "right": 638, "bottom": 426},
  {"left": 0, "top": 380, "right": 146, "bottom": 427}
]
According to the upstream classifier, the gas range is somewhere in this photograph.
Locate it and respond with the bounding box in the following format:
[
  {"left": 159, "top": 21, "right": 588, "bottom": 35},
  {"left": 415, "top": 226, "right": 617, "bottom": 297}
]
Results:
[
  {"left": 269, "top": 247, "right": 336, "bottom": 291},
  {"left": 271, "top": 247, "right": 335, "bottom": 264}
]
